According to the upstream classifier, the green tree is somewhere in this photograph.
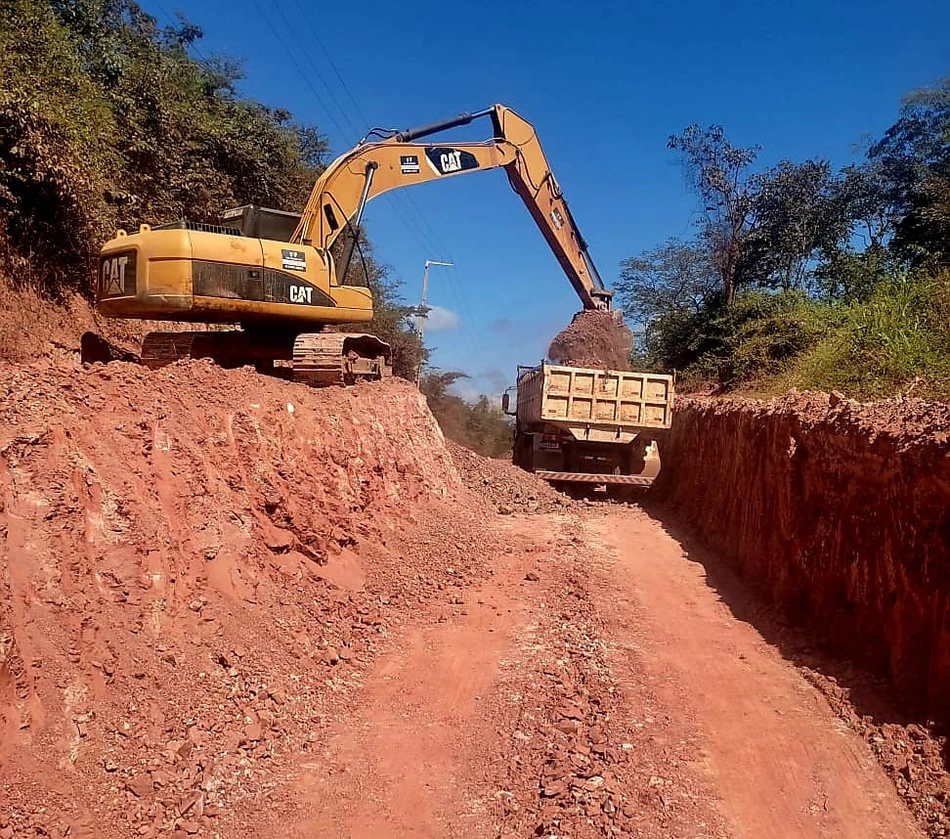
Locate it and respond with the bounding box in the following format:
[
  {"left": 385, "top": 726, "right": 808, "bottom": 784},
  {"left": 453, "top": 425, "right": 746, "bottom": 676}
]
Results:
[
  {"left": 668, "top": 124, "right": 761, "bottom": 304},
  {"left": 619, "top": 159, "right": 843, "bottom": 372},
  {"left": 419, "top": 371, "right": 512, "bottom": 457},
  {"left": 834, "top": 162, "right": 901, "bottom": 250},
  {"left": 465, "top": 396, "right": 513, "bottom": 457},
  {"left": 617, "top": 238, "right": 720, "bottom": 324},
  {"left": 623, "top": 80, "right": 950, "bottom": 396},
  {"left": 0, "top": 0, "right": 327, "bottom": 295},
  {"left": 749, "top": 159, "right": 845, "bottom": 290},
  {"left": 868, "top": 78, "right": 950, "bottom": 264},
  {"left": 668, "top": 127, "right": 844, "bottom": 300}
]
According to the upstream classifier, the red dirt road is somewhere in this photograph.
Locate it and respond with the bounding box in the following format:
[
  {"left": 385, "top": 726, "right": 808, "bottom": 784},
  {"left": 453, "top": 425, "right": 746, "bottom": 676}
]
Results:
[
  {"left": 243, "top": 508, "right": 922, "bottom": 838},
  {"left": 589, "top": 512, "right": 922, "bottom": 839},
  {"left": 0, "top": 359, "right": 932, "bottom": 838}
]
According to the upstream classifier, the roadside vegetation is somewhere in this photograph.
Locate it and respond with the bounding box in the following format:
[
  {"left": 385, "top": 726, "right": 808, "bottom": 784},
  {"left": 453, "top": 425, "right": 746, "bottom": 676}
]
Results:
[
  {"left": 621, "top": 79, "right": 950, "bottom": 399},
  {"left": 419, "top": 371, "right": 512, "bottom": 457},
  {"left": 0, "top": 0, "right": 322, "bottom": 295}
]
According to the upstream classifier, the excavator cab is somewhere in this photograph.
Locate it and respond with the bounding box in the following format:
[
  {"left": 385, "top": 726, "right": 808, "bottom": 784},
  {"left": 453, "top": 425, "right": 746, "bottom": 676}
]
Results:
[{"left": 219, "top": 205, "right": 302, "bottom": 240}]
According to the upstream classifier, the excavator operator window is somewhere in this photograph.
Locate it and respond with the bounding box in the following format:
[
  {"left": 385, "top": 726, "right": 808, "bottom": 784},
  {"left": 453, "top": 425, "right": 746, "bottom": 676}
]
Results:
[{"left": 344, "top": 238, "right": 370, "bottom": 288}]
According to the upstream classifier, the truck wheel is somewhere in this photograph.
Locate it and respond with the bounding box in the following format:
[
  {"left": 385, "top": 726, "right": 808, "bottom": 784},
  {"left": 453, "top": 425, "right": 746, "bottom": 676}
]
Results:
[
  {"left": 513, "top": 433, "right": 529, "bottom": 470},
  {"left": 518, "top": 435, "right": 534, "bottom": 471}
]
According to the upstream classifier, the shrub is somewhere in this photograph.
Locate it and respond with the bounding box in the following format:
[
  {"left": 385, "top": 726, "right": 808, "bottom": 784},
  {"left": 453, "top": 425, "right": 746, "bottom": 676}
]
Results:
[
  {"left": 639, "top": 289, "right": 829, "bottom": 387},
  {"left": 0, "top": 0, "right": 324, "bottom": 296},
  {"left": 784, "top": 271, "right": 950, "bottom": 398}
]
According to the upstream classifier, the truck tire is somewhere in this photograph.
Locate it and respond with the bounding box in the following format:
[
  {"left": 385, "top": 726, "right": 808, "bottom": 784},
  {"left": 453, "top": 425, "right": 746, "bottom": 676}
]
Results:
[{"left": 514, "top": 431, "right": 534, "bottom": 472}]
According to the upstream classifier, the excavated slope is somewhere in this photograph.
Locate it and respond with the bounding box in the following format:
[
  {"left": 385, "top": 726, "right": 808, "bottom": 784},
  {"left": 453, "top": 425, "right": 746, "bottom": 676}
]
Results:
[
  {"left": 654, "top": 392, "right": 950, "bottom": 717},
  {"left": 0, "top": 358, "right": 475, "bottom": 836},
  {"left": 6, "top": 350, "right": 950, "bottom": 837}
]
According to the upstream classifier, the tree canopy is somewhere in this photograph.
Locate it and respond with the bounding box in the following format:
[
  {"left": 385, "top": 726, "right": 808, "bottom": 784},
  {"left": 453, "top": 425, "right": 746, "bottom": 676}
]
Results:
[
  {"left": 0, "top": 0, "right": 325, "bottom": 294},
  {"left": 623, "top": 78, "right": 950, "bottom": 398}
]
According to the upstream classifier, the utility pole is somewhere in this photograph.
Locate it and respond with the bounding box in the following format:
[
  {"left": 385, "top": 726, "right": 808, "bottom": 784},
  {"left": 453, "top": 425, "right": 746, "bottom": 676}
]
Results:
[
  {"left": 415, "top": 259, "right": 454, "bottom": 386},
  {"left": 417, "top": 259, "right": 454, "bottom": 344}
]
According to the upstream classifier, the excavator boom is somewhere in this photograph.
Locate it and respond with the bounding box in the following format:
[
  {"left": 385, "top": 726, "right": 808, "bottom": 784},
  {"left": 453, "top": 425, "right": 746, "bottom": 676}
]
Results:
[
  {"left": 292, "top": 104, "right": 611, "bottom": 311},
  {"left": 489, "top": 106, "right": 611, "bottom": 311}
]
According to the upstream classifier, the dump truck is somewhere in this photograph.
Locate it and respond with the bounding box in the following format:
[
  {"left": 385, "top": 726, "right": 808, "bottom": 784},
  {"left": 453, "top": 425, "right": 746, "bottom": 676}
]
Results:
[{"left": 503, "top": 362, "right": 674, "bottom": 487}]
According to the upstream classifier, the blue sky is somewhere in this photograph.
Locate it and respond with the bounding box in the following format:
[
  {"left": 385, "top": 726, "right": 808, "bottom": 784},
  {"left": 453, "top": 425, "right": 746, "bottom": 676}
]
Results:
[{"left": 142, "top": 0, "right": 948, "bottom": 399}]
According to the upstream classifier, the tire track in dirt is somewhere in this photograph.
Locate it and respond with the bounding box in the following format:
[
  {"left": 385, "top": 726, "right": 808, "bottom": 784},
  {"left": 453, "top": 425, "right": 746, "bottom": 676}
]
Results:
[
  {"left": 244, "top": 512, "right": 735, "bottom": 839},
  {"left": 0, "top": 356, "right": 936, "bottom": 838},
  {"left": 241, "top": 519, "right": 540, "bottom": 837}
]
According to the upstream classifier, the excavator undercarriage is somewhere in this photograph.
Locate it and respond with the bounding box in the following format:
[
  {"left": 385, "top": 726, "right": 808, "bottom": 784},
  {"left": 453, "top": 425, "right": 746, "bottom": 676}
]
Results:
[
  {"left": 291, "top": 333, "right": 392, "bottom": 387},
  {"left": 137, "top": 329, "right": 392, "bottom": 387}
]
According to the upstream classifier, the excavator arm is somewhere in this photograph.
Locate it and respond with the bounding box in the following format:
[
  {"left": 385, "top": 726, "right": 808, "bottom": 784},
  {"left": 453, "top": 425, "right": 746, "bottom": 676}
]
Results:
[
  {"left": 293, "top": 104, "right": 612, "bottom": 311},
  {"left": 489, "top": 106, "right": 612, "bottom": 311}
]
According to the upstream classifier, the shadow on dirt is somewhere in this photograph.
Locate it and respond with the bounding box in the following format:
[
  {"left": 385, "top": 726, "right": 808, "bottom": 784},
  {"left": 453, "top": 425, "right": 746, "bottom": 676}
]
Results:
[
  {"left": 643, "top": 499, "right": 910, "bottom": 720},
  {"left": 640, "top": 496, "right": 950, "bottom": 832},
  {"left": 641, "top": 496, "right": 950, "bottom": 720}
]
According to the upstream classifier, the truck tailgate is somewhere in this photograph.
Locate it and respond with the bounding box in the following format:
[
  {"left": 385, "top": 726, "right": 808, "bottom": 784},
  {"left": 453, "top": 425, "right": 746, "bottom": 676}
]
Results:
[{"left": 518, "top": 364, "right": 673, "bottom": 443}]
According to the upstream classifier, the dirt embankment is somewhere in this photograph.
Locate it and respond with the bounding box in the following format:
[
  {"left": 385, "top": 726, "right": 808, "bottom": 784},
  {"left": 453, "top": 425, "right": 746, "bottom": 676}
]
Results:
[
  {"left": 446, "top": 440, "right": 571, "bottom": 514},
  {"left": 547, "top": 310, "right": 633, "bottom": 370},
  {"left": 2, "top": 350, "right": 945, "bottom": 838},
  {"left": 0, "top": 282, "right": 137, "bottom": 364},
  {"left": 0, "top": 358, "right": 472, "bottom": 836},
  {"left": 654, "top": 393, "right": 950, "bottom": 717}
]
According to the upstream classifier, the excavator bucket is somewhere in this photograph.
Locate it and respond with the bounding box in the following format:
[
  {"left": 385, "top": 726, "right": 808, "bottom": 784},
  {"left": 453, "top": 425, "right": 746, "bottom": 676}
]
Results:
[{"left": 638, "top": 441, "right": 662, "bottom": 485}]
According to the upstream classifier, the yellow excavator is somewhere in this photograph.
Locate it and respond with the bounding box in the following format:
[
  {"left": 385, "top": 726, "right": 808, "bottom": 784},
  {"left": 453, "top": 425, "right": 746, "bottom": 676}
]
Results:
[{"left": 96, "top": 104, "right": 613, "bottom": 386}]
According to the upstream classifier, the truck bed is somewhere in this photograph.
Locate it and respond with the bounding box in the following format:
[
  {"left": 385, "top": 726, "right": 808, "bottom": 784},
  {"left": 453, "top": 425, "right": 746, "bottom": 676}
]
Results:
[{"left": 516, "top": 363, "right": 673, "bottom": 444}]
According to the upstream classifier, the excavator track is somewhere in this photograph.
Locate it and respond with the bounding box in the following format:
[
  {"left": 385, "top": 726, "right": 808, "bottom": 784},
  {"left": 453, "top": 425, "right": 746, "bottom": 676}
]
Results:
[
  {"left": 141, "top": 332, "right": 201, "bottom": 368},
  {"left": 141, "top": 331, "right": 277, "bottom": 369},
  {"left": 139, "top": 329, "right": 392, "bottom": 388},
  {"left": 292, "top": 333, "right": 392, "bottom": 387}
]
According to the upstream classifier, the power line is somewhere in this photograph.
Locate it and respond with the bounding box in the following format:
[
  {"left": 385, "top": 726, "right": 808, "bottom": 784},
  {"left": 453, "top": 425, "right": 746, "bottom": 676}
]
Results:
[
  {"left": 265, "top": 3, "right": 485, "bottom": 343},
  {"left": 381, "top": 195, "right": 443, "bottom": 256},
  {"left": 286, "top": 0, "right": 373, "bottom": 130},
  {"left": 401, "top": 190, "right": 452, "bottom": 256},
  {"left": 250, "top": 3, "right": 453, "bottom": 292},
  {"left": 257, "top": 1, "right": 483, "bottom": 358},
  {"left": 394, "top": 202, "right": 476, "bottom": 335},
  {"left": 250, "top": 0, "right": 351, "bottom": 140},
  {"left": 374, "top": 192, "right": 483, "bottom": 364},
  {"left": 379, "top": 182, "right": 488, "bottom": 364},
  {"left": 151, "top": 0, "right": 212, "bottom": 63},
  {"left": 398, "top": 195, "right": 485, "bottom": 360},
  {"left": 260, "top": 0, "right": 361, "bottom": 139}
]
